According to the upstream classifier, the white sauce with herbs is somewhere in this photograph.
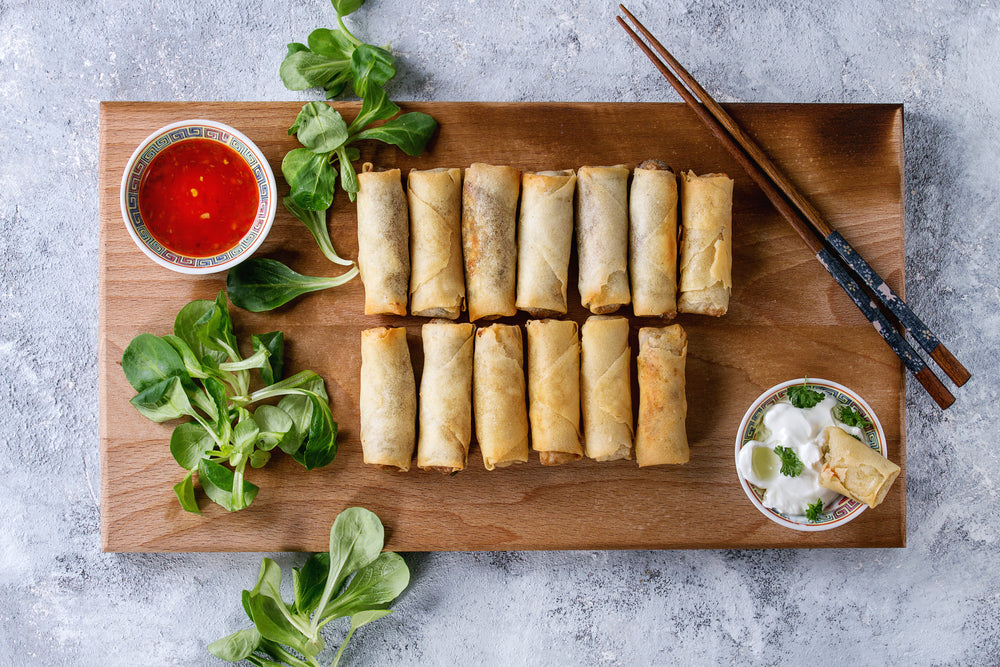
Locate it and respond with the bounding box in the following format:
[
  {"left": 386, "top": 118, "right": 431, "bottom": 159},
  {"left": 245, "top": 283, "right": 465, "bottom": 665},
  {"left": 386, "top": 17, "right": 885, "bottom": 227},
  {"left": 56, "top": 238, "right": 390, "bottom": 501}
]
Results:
[{"left": 737, "top": 395, "right": 863, "bottom": 516}]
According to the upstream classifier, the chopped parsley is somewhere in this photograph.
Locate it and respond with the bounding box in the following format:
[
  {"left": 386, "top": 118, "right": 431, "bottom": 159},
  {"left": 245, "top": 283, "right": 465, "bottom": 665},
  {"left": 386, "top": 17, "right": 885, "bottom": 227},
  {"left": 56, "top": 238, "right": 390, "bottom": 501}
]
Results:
[
  {"left": 836, "top": 405, "right": 869, "bottom": 428},
  {"left": 788, "top": 382, "right": 825, "bottom": 409},
  {"left": 774, "top": 446, "right": 804, "bottom": 477},
  {"left": 805, "top": 498, "right": 825, "bottom": 522}
]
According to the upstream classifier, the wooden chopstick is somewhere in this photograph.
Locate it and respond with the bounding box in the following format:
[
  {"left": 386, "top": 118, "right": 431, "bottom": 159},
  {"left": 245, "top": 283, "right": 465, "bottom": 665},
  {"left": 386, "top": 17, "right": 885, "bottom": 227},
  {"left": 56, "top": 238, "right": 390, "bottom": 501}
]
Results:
[
  {"left": 618, "top": 5, "right": 969, "bottom": 390},
  {"left": 617, "top": 6, "right": 960, "bottom": 409}
]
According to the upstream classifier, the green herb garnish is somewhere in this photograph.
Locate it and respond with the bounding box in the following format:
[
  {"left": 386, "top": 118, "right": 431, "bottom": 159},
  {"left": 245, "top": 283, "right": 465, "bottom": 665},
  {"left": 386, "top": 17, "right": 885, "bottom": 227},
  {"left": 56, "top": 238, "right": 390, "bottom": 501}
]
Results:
[
  {"left": 835, "top": 405, "right": 869, "bottom": 428},
  {"left": 207, "top": 507, "right": 408, "bottom": 667},
  {"left": 788, "top": 382, "right": 825, "bottom": 409},
  {"left": 805, "top": 498, "right": 825, "bottom": 522},
  {"left": 774, "top": 446, "right": 804, "bottom": 477},
  {"left": 121, "top": 293, "right": 339, "bottom": 513}
]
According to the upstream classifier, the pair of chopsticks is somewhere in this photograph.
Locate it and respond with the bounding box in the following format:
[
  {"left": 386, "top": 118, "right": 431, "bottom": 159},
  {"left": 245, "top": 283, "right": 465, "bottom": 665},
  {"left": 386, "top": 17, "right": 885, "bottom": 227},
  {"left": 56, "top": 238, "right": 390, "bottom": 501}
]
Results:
[{"left": 618, "top": 5, "right": 969, "bottom": 409}]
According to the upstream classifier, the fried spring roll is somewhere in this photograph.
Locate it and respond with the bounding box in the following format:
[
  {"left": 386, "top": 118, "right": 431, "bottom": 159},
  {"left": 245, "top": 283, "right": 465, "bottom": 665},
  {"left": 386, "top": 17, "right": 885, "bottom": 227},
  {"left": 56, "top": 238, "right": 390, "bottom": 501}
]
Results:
[
  {"left": 516, "top": 170, "right": 577, "bottom": 317},
  {"left": 580, "top": 315, "right": 633, "bottom": 461},
  {"left": 819, "top": 426, "right": 900, "bottom": 508},
  {"left": 408, "top": 168, "right": 465, "bottom": 319},
  {"left": 417, "top": 321, "right": 475, "bottom": 472},
  {"left": 526, "top": 319, "right": 582, "bottom": 465},
  {"left": 576, "top": 165, "right": 631, "bottom": 314},
  {"left": 462, "top": 163, "right": 520, "bottom": 321},
  {"left": 473, "top": 324, "right": 529, "bottom": 469},
  {"left": 629, "top": 160, "right": 679, "bottom": 318},
  {"left": 357, "top": 164, "right": 409, "bottom": 315},
  {"left": 678, "top": 171, "right": 734, "bottom": 316},
  {"left": 635, "top": 325, "right": 689, "bottom": 466},
  {"left": 360, "top": 327, "right": 416, "bottom": 471}
]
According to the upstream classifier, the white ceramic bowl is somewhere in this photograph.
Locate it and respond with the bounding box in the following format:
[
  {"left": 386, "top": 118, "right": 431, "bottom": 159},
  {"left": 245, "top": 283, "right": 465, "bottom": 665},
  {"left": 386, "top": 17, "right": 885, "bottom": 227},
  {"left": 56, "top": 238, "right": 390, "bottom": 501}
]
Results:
[
  {"left": 734, "top": 378, "right": 887, "bottom": 532},
  {"left": 119, "top": 119, "right": 277, "bottom": 274}
]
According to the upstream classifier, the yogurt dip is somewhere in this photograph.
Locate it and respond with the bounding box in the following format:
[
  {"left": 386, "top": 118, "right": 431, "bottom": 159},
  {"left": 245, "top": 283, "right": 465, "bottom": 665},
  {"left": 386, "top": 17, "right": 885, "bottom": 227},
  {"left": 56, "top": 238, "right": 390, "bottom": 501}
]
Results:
[{"left": 737, "top": 394, "right": 863, "bottom": 517}]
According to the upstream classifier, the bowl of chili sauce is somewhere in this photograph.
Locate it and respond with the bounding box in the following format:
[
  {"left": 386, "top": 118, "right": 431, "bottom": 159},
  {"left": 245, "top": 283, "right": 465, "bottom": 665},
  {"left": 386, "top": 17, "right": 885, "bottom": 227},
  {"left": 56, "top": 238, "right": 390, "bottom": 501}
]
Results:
[{"left": 120, "top": 120, "right": 277, "bottom": 274}]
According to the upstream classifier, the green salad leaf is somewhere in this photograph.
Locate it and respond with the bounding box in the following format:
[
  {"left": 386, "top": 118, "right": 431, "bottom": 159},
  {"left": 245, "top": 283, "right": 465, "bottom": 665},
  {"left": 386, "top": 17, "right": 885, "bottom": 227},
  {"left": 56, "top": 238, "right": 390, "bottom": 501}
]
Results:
[
  {"left": 228, "top": 0, "right": 439, "bottom": 313},
  {"left": 120, "top": 293, "right": 341, "bottom": 514},
  {"left": 227, "top": 259, "right": 359, "bottom": 313},
  {"left": 208, "top": 508, "right": 408, "bottom": 667}
]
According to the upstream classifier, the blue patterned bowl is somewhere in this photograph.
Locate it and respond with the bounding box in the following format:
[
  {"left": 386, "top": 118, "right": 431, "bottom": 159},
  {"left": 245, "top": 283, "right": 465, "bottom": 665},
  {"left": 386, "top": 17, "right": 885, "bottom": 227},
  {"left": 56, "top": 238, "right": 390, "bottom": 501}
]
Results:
[
  {"left": 734, "top": 378, "right": 887, "bottom": 532},
  {"left": 119, "top": 119, "right": 277, "bottom": 274}
]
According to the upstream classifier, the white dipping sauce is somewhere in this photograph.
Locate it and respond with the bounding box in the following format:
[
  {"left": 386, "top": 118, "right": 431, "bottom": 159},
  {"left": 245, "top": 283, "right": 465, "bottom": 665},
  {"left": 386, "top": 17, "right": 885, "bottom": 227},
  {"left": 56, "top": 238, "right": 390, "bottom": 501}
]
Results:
[{"left": 737, "top": 395, "right": 863, "bottom": 516}]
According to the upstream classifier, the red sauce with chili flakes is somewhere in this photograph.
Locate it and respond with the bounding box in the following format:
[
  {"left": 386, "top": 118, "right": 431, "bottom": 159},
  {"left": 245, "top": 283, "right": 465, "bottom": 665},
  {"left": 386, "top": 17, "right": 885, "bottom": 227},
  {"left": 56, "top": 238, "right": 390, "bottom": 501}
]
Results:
[{"left": 139, "top": 138, "right": 259, "bottom": 257}]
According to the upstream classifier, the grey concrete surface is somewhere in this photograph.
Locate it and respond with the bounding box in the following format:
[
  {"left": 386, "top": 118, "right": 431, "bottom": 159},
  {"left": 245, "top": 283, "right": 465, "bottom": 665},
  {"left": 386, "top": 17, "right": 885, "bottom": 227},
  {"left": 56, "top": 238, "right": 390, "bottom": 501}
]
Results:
[{"left": 1, "top": 0, "right": 998, "bottom": 664}]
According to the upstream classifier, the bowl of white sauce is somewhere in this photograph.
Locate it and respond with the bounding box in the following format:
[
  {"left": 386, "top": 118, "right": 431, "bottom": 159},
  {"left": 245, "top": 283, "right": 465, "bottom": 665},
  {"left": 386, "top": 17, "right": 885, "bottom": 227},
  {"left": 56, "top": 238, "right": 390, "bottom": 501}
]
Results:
[{"left": 734, "top": 378, "right": 887, "bottom": 531}]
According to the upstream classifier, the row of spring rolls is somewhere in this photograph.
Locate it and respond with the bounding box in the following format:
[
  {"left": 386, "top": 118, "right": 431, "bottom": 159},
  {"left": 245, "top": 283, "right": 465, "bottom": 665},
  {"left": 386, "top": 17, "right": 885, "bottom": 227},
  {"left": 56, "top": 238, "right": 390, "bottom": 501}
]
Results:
[
  {"left": 355, "top": 161, "right": 735, "bottom": 321},
  {"left": 359, "top": 318, "right": 689, "bottom": 473}
]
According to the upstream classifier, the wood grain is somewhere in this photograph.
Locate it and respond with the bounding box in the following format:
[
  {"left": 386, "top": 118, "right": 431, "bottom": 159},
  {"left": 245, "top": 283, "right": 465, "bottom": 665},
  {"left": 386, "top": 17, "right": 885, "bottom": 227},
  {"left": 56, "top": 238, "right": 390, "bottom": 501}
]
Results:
[{"left": 98, "top": 101, "right": 906, "bottom": 552}]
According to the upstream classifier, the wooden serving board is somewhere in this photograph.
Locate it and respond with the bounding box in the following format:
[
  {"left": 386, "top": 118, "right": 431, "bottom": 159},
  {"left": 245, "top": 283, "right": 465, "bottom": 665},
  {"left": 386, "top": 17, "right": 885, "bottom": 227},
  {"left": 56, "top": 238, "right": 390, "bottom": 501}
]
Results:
[{"left": 99, "top": 101, "right": 906, "bottom": 552}]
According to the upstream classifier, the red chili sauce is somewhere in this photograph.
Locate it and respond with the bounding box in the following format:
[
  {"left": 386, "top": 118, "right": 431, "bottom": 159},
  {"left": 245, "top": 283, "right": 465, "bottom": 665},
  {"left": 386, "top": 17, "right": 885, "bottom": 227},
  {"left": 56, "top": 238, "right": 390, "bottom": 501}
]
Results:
[{"left": 139, "top": 138, "right": 259, "bottom": 257}]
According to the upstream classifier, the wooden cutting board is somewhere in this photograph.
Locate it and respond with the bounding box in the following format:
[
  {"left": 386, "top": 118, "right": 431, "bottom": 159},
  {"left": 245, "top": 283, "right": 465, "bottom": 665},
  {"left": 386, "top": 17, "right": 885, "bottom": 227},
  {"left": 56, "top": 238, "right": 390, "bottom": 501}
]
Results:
[{"left": 98, "top": 101, "right": 906, "bottom": 552}]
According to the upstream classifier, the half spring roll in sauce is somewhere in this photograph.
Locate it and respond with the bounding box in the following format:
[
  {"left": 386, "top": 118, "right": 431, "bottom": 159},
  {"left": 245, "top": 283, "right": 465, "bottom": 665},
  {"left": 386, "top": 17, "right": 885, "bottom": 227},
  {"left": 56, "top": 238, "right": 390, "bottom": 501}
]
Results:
[
  {"left": 417, "top": 321, "right": 475, "bottom": 472},
  {"left": 526, "top": 319, "right": 583, "bottom": 465},
  {"left": 635, "top": 324, "right": 689, "bottom": 467},
  {"left": 678, "top": 171, "right": 734, "bottom": 316},
  {"left": 819, "top": 426, "right": 900, "bottom": 508},
  {"left": 516, "top": 170, "right": 577, "bottom": 317},
  {"left": 473, "top": 324, "right": 529, "bottom": 470},
  {"left": 357, "top": 164, "right": 409, "bottom": 315},
  {"left": 580, "top": 315, "right": 633, "bottom": 461},
  {"left": 462, "top": 163, "right": 520, "bottom": 321},
  {"left": 408, "top": 167, "right": 465, "bottom": 319},
  {"left": 360, "top": 327, "right": 416, "bottom": 471},
  {"left": 576, "top": 165, "right": 631, "bottom": 314},
  {"left": 629, "top": 160, "right": 679, "bottom": 318}
]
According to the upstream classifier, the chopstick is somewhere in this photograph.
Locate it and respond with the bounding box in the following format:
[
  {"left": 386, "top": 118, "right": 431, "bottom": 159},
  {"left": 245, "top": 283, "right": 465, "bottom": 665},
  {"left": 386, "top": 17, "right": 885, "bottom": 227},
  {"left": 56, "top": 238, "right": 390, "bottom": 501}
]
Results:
[{"left": 617, "top": 5, "right": 966, "bottom": 409}]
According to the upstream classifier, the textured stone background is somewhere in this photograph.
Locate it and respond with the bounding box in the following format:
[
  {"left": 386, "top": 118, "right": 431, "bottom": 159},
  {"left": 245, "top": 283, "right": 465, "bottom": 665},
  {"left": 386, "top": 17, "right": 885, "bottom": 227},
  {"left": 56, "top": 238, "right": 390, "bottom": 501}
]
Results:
[{"left": 1, "top": 0, "right": 997, "bottom": 664}]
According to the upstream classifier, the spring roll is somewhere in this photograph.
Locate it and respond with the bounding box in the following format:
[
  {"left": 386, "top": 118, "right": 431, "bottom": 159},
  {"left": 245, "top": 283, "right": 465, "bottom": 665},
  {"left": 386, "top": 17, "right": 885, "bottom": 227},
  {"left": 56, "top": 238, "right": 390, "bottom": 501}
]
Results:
[
  {"left": 360, "top": 327, "right": 416, "bottom": 471},
  {"left": 635, "top": 325, "right": 689, "bottom": 466},
  {"left": 526, "top": 319, "right": 582, "bottom": 465},
  {"left": 629, "top": 160, "right": 679, "bottom": 318},
  {"left": 678, "top": 171, "right": 733, "bottom": 316},
  {"left": 576, "top": 165, "right": 631, "bottom": 314},
  {"left": 473, "top": 324, "right": 529, "bottom": 470},
  {"left": 356, "top": 164, "right": 409, "bottom": 315},
  {"left": 516, "top": 170, "right": 577, "bottom": 317},
  {"left": 408, "top": 167, "right": 465, "bottom": 319},
  {"left": 819, "top": 426, "right": 900, "bottom": 508},
  {"left": 417, "top": 321, "right": 475, "bottom": 472},
  {"left": 580, "top": 315, "right": 633, "bottom": 461},
  {"left": 462, "top": 163, "right": 520, "bottom": 321}
]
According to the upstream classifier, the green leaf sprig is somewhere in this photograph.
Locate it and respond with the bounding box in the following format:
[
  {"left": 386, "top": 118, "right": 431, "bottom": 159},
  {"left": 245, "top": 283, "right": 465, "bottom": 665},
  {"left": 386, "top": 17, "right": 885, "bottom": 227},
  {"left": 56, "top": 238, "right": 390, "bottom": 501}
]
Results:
[
  {"left": 207, "top": 507, "right": 409, "bottom": 667},
  {"left": 280, "top": 0, "right": 437, "bottom": 207},
  {"left": 773, "top": 445, "right": 804, "bottom": 478},
  {"left": 282, "top": 85, "right": 436, "bottom": 210},
  {"left": 805, "top": 498, "right": 825, "bottom": 522},
  {"left": 121, "top": 293, "right": 340, "bottom": 513},
  {"left": 835, "top": 405, "right": 869, "bottom": 428},
  {"left": 226, "top": 0, "right": 438, "bottom": 313}
]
